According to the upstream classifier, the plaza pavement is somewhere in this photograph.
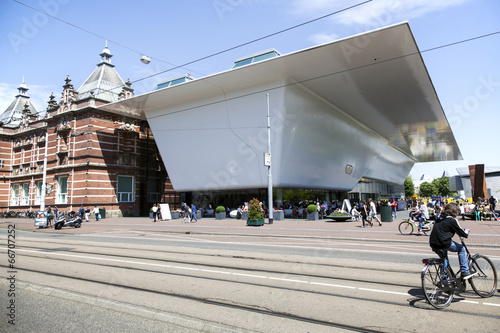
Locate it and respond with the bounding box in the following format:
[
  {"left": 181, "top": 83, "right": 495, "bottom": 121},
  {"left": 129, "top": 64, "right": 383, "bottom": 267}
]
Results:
[{"left": 4, "top": 210, "right": 500, "bottom": 248}]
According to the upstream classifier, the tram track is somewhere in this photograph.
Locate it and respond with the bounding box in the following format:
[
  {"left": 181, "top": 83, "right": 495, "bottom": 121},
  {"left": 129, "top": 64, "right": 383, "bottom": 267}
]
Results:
[
  {"left": 4, "top": 240, "right": 500, "bottom": 307},
  {"left": 4, "top": 233, "right": 500, "bottom": 332},
  {"left": 10, "top": 240, "right": 423, "bottom": 290},
  {"left": 3, "top": 269, "right": 388, "bottom": 333}
]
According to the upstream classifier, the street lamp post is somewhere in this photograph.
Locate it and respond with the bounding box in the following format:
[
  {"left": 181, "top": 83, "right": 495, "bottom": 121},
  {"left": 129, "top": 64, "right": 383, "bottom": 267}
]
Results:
[
  {"left": 266, "top": 92, "right": 273, "bottom": 224},
  {"left": 40, "top": 131, "right": 48, "bottom": 212}
]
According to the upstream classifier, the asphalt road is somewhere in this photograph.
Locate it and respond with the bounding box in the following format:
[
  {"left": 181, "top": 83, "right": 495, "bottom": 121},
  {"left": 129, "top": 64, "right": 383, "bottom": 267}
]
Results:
[{"left": 1, "top": 223, "right": 499, "bottom": 333}]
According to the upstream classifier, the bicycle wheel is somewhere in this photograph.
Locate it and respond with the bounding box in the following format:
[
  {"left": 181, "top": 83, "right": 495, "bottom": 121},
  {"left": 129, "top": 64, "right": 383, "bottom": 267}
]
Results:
[
  {"left": 398, "top": 221, "right": 414, "bottom": 235},
  {"left": 422, "top": 263, "right": 454, "bottom": 309},
  {"left": 469, "top": 255, "right": 498, "bottom": 297}
]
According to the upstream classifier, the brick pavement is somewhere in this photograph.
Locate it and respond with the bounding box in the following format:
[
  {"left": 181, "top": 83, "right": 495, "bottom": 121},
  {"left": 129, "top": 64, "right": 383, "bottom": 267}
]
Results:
[{"left": 4, "top": 210, "right": 500, "bottom": 247}]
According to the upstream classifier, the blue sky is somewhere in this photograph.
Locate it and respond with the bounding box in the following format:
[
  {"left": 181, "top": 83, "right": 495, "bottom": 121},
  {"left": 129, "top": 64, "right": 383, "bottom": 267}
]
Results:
[{"left": 1, "top": 0, "right": 499, "bottom": 180}]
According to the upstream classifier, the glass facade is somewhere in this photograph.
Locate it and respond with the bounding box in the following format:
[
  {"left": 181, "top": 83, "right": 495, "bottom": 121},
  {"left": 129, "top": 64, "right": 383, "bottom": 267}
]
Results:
[
  {"left": 231, "top": 50, "right": 280, "bottom": 69},
  {"left": 187, "top": 178, "right": 404, "bottom": 211}
]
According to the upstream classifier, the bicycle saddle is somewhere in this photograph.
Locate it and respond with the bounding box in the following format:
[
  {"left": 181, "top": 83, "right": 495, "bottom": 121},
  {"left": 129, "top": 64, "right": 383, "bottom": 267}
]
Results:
[{"left": 432, "top": 248, "right": 448, "bottom": 260}]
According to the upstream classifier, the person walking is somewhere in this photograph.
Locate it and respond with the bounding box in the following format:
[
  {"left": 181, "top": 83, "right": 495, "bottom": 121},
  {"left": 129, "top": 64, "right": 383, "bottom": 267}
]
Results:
[
  {"left": 78, "top": 206, "right": 85, "bottom": 219},
  {"left": 360, "top": 200, "right": 372, "bottom": 227},
  {"left": 489, "top": 196, "right": 497, "bottom": 213},
  {"left": 152, "top": 203, "right": 158, "bottom": 222},
  {"left": 459, "top": 203, "right": 466, "bottom": 221},
  {"left": 93, "top": 205, "right": 100, "bottom": 221},
  {"left": 390, "top": 199, "right": 397, "bottom": 219},
  {"left": 369, "top": 198, "right": 382, "bottom": 226},
  {"left": 190, "top": 204, "right": 198, "bottom": 223},
  {"left": 157, "top": 203, "right": 162, "bottom": 221},
  {"left": 182, "top": 203, "right": 190, "bottom": 223},
  {"left": 84, "top": 207, "right": 90, "bottom": 222},
  {"left": 46, "top": 206, "right": 53, "bottom": 228}
]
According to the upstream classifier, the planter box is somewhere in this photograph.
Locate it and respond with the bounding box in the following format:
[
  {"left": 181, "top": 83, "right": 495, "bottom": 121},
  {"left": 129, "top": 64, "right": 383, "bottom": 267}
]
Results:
[
  {"left": 307, "top": 211, "right": 319, "bottom": 220},
  {"left": 215, "top": 212, "right": 226, "bottom": 220},
  {"left": 274, "top": 211, "right": 285, "bottom": 221},
  {"left": 247, "top": 218, "right": 265, "bottom": 226},
  {"left": 330, "top": 216, "right": 351, "bottom": 222},
  {"left": 171, "top": 212, "right": 180, "bottom": 219}
]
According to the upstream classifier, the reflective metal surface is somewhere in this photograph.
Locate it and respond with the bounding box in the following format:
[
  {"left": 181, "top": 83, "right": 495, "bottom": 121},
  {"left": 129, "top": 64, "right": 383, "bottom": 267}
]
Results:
[{"left": 99, "top": 22, "right": 461, "bottom": 191}]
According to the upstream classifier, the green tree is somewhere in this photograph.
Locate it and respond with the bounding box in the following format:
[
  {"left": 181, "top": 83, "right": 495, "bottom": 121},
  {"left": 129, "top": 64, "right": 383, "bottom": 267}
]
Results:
[
  {"left": 432, "top": 176, "right": 451, "bottom": 197},
  {"left": 404, "top": 177, "right": 415, "bottom": 199},
  {"left": 419, "top": 182, "right": 437, "bottom": 198}
]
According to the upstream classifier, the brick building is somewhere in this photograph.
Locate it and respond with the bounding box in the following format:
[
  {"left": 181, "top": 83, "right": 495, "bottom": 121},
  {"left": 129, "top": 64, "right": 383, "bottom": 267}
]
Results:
[{"left": 0, "top": 47, "right": 178, "bottom": 217}]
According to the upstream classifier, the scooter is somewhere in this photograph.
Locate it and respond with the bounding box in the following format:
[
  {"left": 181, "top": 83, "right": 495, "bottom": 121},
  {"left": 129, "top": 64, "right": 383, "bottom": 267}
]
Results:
[{"left": 54, "top": 213, "right": 82, "bottom": 230}]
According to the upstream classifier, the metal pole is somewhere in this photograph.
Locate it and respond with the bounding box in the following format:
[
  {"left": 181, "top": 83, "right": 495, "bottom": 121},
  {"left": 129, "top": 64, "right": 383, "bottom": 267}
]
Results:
[
  {"left": 40, "top": 131, "right": 49, "bottom": 212},
  {"left": 267, "top": 92, "right": 273, "bottom": 224}
]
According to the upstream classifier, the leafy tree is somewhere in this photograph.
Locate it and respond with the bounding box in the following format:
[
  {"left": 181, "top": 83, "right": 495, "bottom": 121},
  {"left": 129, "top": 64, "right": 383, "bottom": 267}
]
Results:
[
  {"left": 419, "top": 182, "right": 437, "bottom": 198},
  {"left": 432, "top": 176, "right": 451, "bottom": 197},
  {"left": 404, "top": 177, "right": 415, "bottom": 199}
]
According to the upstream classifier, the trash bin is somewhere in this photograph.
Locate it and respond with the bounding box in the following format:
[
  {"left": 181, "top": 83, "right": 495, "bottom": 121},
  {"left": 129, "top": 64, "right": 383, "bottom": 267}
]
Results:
[
  {"left": 380, "top": 205, "right": 392, "bottom": 222},
  {"left": 98, "top": 208, "right": 106, "bottom": 219}
]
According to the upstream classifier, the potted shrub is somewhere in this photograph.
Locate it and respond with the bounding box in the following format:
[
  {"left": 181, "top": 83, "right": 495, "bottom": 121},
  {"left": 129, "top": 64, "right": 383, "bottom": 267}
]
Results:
[
  {"left": 247, "top": 198, "right": 265, "bottom": 226},
  {"left": 215, "top": 206, "right": 226, "bottom": 220},
  {"left": 307, "top": 204, "right": 319, "bottom": 221},
  {"left": 274, "top": 209, "right": 285, "bottom": 221}
]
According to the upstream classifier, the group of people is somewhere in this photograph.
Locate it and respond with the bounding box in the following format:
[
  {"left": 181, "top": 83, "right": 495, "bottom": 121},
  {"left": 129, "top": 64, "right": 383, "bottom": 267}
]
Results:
[
  {"left": 350, "top": 198, "right": 382, "bottom": 227},
  {"left": 78, "top": 206, "right": 101, "bottom": 222},
  {"left": 460, "top": 196, "right": 498, "bottom": 221},
  {"left": 44, "top": 205, "right": 101, "bottom": 228},
  {"left": 181, "top": 203, "right": 198, "bottom": 223}
]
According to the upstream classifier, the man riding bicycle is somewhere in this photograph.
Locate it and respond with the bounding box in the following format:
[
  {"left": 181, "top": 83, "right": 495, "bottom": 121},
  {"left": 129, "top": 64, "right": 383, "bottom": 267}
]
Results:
[{"left": 429, "top": 203, "right": 477, "bottom": 280}]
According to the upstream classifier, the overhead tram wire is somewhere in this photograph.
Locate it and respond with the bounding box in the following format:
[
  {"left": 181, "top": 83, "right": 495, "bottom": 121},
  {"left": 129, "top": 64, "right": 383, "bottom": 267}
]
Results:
[
  {"left": 11, "top": 0, "right": 373, "bottom": 103},
  {"left": 10, "top": 0, "right": 500, "bottom": 123},
  {"left": 17, "top": 27, "right": 500, "bottom": 127},
  {"left": 131, "top": 0, "right": 374, "bottom": 85},
  {"left": 144, "top": 29, "right": 500, "bottom": 124}
]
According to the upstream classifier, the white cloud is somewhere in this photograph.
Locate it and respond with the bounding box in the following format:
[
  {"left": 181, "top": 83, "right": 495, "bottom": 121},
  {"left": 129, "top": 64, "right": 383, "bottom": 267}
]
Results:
[
  {"left": 307, "top": 32, "right": 341, "bottom": 45},
  {"left": 334, "top": 0, "right": 469, "bottom": 27},
  {"left": 291, "top": 0, "right": 469, "bottom": 27}
]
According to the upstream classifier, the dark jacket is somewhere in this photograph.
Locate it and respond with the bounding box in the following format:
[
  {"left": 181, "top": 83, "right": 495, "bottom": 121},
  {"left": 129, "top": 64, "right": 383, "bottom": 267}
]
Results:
[{"left": 429, "top": 216, "right": 469, "bottom": 250}]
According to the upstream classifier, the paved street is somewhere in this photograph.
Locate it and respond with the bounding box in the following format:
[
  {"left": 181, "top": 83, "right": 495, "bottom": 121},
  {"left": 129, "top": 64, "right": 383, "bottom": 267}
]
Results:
[{"left": 1, "top": 210, "right": 499, "bottom": 332}]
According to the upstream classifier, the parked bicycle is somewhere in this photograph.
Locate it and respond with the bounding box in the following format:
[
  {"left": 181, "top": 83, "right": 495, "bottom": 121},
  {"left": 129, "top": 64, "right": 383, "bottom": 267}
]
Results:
[
  {"left": 421, "top": 237, "right": 497, "bottom": 309},
  {"left": 399, "top": 218, "right": 433, "bottom": 235}
]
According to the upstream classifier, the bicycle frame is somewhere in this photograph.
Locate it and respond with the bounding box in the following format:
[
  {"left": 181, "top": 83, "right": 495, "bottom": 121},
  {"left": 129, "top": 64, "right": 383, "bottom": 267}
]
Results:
[{"left": 422, "top": 255, "right": 466, "bottom": 293}]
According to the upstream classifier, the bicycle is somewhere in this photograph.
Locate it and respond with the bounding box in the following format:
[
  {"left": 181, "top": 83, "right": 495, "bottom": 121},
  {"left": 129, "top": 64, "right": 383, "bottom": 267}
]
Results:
[
  {"left": 398, "top": 218, "right": 433, "bottom": 235},
  {"left": 421, "top": 237, "right": 497, "bottom": 309}
]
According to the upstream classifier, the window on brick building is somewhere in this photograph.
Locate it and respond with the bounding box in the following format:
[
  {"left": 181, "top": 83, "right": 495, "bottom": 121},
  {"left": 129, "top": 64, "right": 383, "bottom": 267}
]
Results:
[
  {"left": 57, "top": 176, "right": 68, "bottom": 204},
  {"left": 35, "top": 181, "right": 43, "bottom": 205},
  {"left": 21, "top": 183, "right": 30, "bottom": 205},
  {"left": 11, "top": 184, "right": 19, "bottom": 206},
  {"left": 118, "top": 176, "right": 134, "bottom": 202},
  {"left": 147, "top": 179, "right": 160, "bottom": 202}
]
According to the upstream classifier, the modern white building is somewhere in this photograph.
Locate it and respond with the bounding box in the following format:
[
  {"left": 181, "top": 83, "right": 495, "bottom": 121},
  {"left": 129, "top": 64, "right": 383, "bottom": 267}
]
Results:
[{"left": 100, "top": 22, "right": 461, "bottom": 202}]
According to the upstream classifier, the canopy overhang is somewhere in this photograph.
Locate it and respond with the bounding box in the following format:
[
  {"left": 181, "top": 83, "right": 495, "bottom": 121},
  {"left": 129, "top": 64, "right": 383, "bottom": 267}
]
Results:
[{"left": 100, "top": 22, "right": 461, "bottom": 191}]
